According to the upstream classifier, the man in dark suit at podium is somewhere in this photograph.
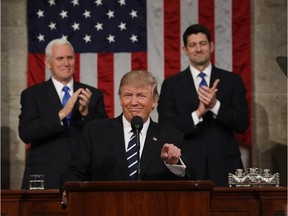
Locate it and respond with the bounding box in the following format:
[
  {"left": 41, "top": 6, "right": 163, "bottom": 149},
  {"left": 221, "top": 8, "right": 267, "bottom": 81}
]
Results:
[
  {"left": 60, "top": 70, "right": 195, "bottom": 206},
  {"left": 157, "top": 24, "right": 249, "bottom": 186},
  {"left": 19, "top": 38, "right": 108, "bottom": 189}
]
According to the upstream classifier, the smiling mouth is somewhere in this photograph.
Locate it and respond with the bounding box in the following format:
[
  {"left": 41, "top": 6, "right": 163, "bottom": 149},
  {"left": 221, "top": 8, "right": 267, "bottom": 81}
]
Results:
[
  {"left": 129, "top": 109, "right": 140, "bottom": 112},
  {"left": 128, "top": 108, "right": 142, "bottom": 114},
  {"left": 61, "top": 69, "right": 71, "bottom": 73},
  {"left": 195, "top": 53, "right": 205, "bottom": 56}
]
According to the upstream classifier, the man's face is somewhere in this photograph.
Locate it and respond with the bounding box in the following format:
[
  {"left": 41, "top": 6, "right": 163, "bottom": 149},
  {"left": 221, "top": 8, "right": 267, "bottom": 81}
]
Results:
[
  {"left": 120, "top": 84, "right": 157, "bottom": 123},
  {"left": 183, "top": 33, "right": 214, "bottom": 69},
  {"left": 45, "top": 44, "right": 75, "bottom": 84}
]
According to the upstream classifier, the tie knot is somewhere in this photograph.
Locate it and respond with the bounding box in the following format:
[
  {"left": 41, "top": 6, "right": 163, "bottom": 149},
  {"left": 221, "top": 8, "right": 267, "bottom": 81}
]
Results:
[
  {"left": 198, "top": 72, "right": 208, "bottom": 87},
  {"left": 62, "top": 86, "right": 70, "bottom": 93},
  {"left": 198, "top": 72, "right": 206, "bottom": 79}
]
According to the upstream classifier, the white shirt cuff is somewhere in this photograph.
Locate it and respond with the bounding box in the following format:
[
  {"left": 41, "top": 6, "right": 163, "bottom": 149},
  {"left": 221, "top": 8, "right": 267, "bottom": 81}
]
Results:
[
  {"left": 192, "top": 111, "right": 203, "bottom": 126},
  {"left": 209, "top": 100, "right": 220, "bottom": 116},
  {"left": 164, "top": 158, "right": 186, "bottom": 177}
]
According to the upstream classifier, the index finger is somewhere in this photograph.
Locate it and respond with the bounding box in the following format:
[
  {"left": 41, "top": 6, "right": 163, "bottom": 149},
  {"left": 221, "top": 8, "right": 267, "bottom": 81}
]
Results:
[
  {"left": 211, "top": 79, "right": 220, "bottom": 91},
  {"left": 71, "top": 88, "right": 83, "bottom": 98},
  {"left": 81, "top": 88, "right": 92, "bottom": 97},
  {"left": 162, "top": 143, "right": 169, "bottom": 151}
]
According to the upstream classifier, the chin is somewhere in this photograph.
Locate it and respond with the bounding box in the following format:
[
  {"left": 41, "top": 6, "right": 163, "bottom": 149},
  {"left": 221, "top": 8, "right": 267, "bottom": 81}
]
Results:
[{"left": 131, "top": 113, "right": 140, "bottom": 117}]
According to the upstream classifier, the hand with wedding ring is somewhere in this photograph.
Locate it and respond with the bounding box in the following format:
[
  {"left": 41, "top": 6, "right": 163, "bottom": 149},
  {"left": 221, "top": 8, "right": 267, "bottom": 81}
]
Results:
[{"left": 78, "top": 88, "right": 92, "bottom": 117}]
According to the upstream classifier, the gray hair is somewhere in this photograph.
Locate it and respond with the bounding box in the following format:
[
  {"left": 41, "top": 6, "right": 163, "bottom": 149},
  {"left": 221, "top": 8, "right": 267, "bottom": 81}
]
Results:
[
  {"left": 118, "top": 70, "right": 159, "bottom": 101},
  {"left": 45, "top": 38, "right": 74, "bottom": 57}
]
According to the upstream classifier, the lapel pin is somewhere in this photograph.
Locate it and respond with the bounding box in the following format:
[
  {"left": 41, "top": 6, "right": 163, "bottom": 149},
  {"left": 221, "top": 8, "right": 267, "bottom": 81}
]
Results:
[{"left": 152, "top": 137, "right": 157, "bottom": 141}]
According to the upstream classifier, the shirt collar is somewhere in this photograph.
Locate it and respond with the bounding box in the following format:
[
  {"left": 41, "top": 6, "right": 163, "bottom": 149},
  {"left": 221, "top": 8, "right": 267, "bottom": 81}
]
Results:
[
  {"left": 122, "top": 115, "right": 150, "bottom": 136},
  {"left": 51, "top": 77, "right": 74, "bottom": 95},
  {"left": 190, "top": 63, "right": 212, "bottom": 80}
]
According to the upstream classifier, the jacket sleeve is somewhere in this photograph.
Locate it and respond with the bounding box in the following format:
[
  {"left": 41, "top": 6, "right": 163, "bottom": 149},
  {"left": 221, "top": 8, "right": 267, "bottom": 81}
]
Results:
[{"left": 18, "top": 88, "right": 64, "bottom": 144}]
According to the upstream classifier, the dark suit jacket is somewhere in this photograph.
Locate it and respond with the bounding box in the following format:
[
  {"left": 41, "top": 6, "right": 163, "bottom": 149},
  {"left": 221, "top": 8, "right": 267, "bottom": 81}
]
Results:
[
  {"left": 157, "top": 66, "right": 249, "bottom": 186},
  {"left": 59, "top": 115, "right": 195, "bottom": 191},
  {"left": 19, "top": 78, "right": 108, "bottom": 189}
]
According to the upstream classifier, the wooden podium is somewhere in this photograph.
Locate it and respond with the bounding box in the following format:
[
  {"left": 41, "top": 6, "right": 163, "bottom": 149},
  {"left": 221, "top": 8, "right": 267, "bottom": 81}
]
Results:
[
  {"left": 64, "top": 180, "right": 214, "bottom": 216},
  {"left": 1, "top": 183, "right": 286, "bottom": 215},
  {"left": 1, "top": 189, "right": 68, "bottom": 215}
]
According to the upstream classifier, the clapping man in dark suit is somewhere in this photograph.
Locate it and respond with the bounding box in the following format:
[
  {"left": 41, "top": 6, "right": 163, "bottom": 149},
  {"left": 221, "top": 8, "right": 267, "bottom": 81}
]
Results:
[
  {"left": 157, "top": 24, "right": 249, "bottom": 186},
  {"left": 60, "top": 70, "right": 195, "bottom": 206},
  {"left": 19, "top": 38, "right": 108, "bottom": 189}
]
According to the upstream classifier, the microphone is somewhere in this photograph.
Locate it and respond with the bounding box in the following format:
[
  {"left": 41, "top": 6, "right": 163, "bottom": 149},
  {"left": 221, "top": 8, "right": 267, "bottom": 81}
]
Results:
[
  {"left": 131, "top": 115, "right": 143, "bottom": 132},
  {"left": 131, "top": 116, "right": 143, "bottom": 180}
]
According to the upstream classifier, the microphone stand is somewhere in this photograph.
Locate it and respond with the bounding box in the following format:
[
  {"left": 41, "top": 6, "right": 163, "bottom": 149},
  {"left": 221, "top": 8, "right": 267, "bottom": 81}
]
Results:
[
  {"left": 131, "top": 115, "right": 143, "bottom": 181},
  {"left": 135, "top": 128, "right": 141, "bottom": 180}
]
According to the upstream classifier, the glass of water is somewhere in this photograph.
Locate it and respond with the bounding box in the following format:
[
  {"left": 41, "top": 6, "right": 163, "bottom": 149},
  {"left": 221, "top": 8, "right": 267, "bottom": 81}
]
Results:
[{"left": 29, "top": 174, "right": 45, "bottom": 190}]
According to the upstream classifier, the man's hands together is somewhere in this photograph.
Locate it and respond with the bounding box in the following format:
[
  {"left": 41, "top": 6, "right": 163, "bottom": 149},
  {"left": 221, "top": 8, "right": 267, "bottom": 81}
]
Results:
[
  {"left": 196, "top": 79, "right": 220, "bottom": 118},
  {"left": 59, "top": 88, "right": 92, "bottom": 121}
]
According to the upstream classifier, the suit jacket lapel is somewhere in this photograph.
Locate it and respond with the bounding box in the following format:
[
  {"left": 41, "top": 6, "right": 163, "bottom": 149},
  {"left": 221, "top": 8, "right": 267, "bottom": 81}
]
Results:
[
  {"left": 140, "top": 120, "right": 162, "bottom": 178},
  {"left": 73, "top": 81, "right": 80, "bottom": 90},
  {"left": 71, "top": 81, "right": 81, "bottom": 116},
  {"left": 44, "top": 79, "right": 63, "bottom": 111},
  {"left": 210, "top": 65, "right": 221, "bottom": 87},
  {"left": 180, "top": 67, "right": 199, "bottom": 106},
  {"left": 109, "top": 115, "right": 131, "bottom": 180}
]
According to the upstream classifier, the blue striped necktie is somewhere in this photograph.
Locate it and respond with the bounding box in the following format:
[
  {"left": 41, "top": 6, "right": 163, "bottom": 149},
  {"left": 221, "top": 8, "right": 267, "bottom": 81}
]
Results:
[
  {"left": 126, "top": 133, "right": 139, "bottom": 180},
  {"left": 62, "top": 86, "right": 71, "bottom": 125},
  {"left": 198, "top": 72, "right": 208, "bottom": 87}
]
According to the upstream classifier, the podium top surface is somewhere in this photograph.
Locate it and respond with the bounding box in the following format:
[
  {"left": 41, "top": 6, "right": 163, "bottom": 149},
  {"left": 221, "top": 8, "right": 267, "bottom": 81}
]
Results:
[{"left": 64, "top": 180, "right": 214, "bottom": 191}]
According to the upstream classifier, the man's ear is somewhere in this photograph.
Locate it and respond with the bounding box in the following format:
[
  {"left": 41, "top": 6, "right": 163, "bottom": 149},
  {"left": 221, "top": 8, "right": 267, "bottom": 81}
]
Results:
[
  {"left": 182, "top": 46, "right": 188, "bottom": 56},
  {"left": 44, "top": 57, "right": 50, "bottom": 69},
  {"left": 210, "top": 41, "right": 215, "bottom": 53},
  {"left": 119, "top": 97, "right": 123, "bottom": 106},
  {"left": 152, "top": 99, "right": 158, "bottom": 110}
]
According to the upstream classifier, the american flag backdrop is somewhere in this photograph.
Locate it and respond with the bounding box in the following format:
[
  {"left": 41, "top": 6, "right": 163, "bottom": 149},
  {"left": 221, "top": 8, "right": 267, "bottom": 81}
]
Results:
[{"left": 27, "top": 0, "right": 251, "bottom": 145}]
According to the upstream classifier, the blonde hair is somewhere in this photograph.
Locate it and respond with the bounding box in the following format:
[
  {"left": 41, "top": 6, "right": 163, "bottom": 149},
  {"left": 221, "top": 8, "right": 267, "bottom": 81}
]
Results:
[{"left": 118, "top": 70, "right": 159, "bottom": 101}]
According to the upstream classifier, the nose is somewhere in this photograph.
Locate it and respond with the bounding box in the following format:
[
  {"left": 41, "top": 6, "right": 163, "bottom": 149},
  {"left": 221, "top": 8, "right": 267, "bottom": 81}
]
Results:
[
  {"left": 63, "top": 58, "right": 69, "bottom": 65},
  {"left": 196, "top": 44, "right": 202, "bottom": 52},
  {"left": 130, "top": 95, "right": 138, "bottom": 105}
]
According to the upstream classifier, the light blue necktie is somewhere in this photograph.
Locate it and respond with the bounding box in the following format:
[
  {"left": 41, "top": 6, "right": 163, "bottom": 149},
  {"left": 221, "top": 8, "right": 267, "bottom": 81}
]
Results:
[
  {"left": 62, "top": 86, "right": 71, "bottom": 125},
  {"left": 198, "top": 72, "right": 208, "bottom": 87},
  {"left": 126, "top": 133, "right": 139, "bottom": 180}
]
